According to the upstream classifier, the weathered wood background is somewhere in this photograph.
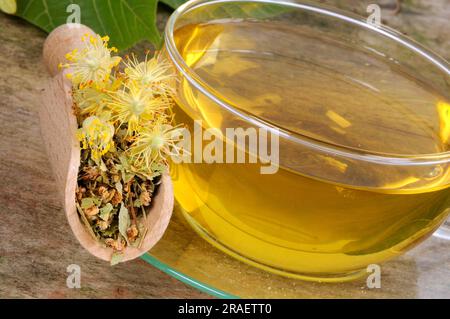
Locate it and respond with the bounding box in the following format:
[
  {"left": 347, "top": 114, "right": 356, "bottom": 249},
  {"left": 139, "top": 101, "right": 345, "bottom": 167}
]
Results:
[{"left": 0, "top": 0, "right": 449, "bottom": 298}]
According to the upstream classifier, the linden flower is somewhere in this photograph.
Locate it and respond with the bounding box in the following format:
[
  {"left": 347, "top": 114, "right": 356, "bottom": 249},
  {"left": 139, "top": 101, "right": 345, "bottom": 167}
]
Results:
[
  {"left": 108, "top": 81, "right": 171, "bottom": 133},
  {"left": 128, "top": 123, "right": 185, "bottom": 175},
  {"left": 60, "top": 35, "right": 121, "bottom": 87},
  {"left": 123, "top": 52, "right": 176, "bottom": 97},
  {"left": 77, "top": 116, "right": 115, "bottom": 161},
  {"left": 73, "top": 77, "right": 123, "bottom": 115}
]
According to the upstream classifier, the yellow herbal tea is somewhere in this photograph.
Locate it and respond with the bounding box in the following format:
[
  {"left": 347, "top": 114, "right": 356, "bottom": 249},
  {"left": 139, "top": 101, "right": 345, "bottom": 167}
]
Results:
[{"left": 170, "top": 20, "right": 450, "bottom": 279}]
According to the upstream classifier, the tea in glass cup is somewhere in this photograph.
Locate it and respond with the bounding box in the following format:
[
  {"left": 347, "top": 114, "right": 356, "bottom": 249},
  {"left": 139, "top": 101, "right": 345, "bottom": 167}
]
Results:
[{"left": 164, "top": 0, "right": 450, "bottom": 281}]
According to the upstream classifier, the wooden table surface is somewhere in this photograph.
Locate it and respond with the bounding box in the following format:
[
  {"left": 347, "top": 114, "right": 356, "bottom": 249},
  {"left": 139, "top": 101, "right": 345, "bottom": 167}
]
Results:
[{"left": 0, "top": 0, "right": 449, "bottom": 299}]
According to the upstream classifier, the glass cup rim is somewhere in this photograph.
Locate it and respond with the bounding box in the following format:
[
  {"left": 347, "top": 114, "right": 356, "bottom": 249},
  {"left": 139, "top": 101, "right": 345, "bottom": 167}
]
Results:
[{"left": 164, "top": 0, "right": 450, "bottom": 166}]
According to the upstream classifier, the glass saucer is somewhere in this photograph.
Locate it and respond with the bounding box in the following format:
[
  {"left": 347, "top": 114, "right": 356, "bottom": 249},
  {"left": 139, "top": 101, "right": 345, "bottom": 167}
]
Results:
[{"left": 141, "top": 203, "right": 450, "bottom": 298}]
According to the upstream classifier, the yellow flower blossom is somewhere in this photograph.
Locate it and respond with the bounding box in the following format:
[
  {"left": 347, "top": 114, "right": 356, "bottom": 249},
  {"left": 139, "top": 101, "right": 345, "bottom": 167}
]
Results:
[
  {"left": 108, "top": 81, "right": 171, "bottom": 134},
  {"left": 128, "top": 123, "right": 185, "bottom": 175},
  {"left": 77, "top": 116, "right": 115, "bottom": 161},
  {"left": 123, "top": 52, "right": 176, "bottom": 98},
  {"left": 64, "top": 32, "right": 182, "bottom": 178},
  {"left": 60, "top": 34, "right": 121, "bottom": 88},
  {"left": 73, "top": 76, "right": 123, "bottom": 115}
]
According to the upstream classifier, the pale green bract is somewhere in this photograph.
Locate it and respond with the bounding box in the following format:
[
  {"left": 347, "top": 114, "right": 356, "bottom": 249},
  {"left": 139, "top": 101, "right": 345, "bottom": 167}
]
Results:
[
  {"left": 99, "top": 203, "right": 114, "bottom": 221},
  {"left": 118, "top": 203, "right": 131, "bottom": 244}
]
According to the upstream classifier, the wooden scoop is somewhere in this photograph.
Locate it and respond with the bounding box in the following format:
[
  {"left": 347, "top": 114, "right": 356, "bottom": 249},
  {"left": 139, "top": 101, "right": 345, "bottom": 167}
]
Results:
[{"left": 39, "top": 24, "right": 174, "bottom": 263}]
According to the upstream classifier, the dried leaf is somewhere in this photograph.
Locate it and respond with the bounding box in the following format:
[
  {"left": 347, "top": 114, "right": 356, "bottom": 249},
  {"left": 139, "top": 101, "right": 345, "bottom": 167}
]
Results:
[
  {"left": 102, "top": 225, "right": 118, "bottom": 237},
  {"left": 99, "top": 159, "right": 107, "bottom": 172},
  {"left": 81, "top": 198, "right": 95, "bottom": 209},
  {"left": 119, "top": 154, "right": 129, "bottom": 167},
  {"left": 76, "top": 203, "right": 98, "bottom": 241},
  {"left": 115, "top": 182, "right": 123, "bottom": 194},
  {"left": 92, "top": 197, "right": 102, "bottom": 206},
  {"left": 110, "top": 252, "right": 123, "bottom": 266},
  {"left": 124, "top": 173, "right": 135, "bottom": 184},
  {"left": 118, "top": 204, "right": 131, "bottom": 244},
  {"left": 99, "top": 203, "right": 114, "bottom": 221}
]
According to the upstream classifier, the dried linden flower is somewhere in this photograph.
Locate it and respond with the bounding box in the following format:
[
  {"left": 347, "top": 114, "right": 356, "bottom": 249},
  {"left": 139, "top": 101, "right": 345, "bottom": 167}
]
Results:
[
  {"left": 139, "top": 190, "right": 152, "bottom": 206},
  {"left": 84, "top": 205, "right": 99, "bottom": 217}
]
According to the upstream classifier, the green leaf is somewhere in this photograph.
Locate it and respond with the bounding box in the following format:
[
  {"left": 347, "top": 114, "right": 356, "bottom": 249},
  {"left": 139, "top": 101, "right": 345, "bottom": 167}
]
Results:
[
  {"left": 99, "top": 203, "right": 113, "bottom": 221},
  {"left": 160, "top": 0, "right": 186, "bottom": 9},
  {"left": 118, "top": 203, "right": 130, "bottom": 243},
  {"left": 15, "top": 0, "right": 161, "bottom": 50}
]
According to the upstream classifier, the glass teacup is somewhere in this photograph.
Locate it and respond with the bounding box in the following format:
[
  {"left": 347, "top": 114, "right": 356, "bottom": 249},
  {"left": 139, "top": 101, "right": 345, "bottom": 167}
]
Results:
[{"left": 164, "top": 0, "right": 450, "bottom": 281}]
